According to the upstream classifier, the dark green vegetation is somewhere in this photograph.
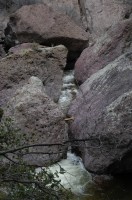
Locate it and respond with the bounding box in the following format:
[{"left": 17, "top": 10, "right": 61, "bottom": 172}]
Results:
[{"left": 0, "top": 117, "right": 71, "bottom": 200}]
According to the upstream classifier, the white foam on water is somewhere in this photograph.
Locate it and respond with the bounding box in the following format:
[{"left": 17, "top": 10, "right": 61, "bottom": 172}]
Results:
[
  {"left": 36, "top": 71, "right": 92, "bottom": 196},
  {"left": 36, "top": 153, "right": 92, "bottom": 195},
  {"left": 58, "top": 70, "right": 78, "bottom": 114}
]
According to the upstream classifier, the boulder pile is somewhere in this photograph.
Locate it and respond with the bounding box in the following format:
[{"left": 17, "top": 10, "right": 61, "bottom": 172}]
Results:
[{"left": 0, "top": 0, "right": 131, "bottom": 174}]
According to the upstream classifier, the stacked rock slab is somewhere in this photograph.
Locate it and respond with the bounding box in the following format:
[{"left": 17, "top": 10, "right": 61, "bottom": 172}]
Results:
[
  {"left": 0, "top": 44, "right": 68, "bottom": 107},
  {"left": 5, "top": 4, "right": 88, "bottom": 51},
  {"left": 68, "top": 52, "right": 132, "bottom": 174},
  {"left": 0, "top": 0, "right": 82, "bottom": 26}
]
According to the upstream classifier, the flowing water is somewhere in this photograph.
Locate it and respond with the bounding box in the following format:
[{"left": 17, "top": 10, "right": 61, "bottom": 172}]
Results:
[
  {"left": 48, "top": 153, "right": 93, "bottom": 195},
  {"left": 34, "top": 70, "right": 132, "bottom": 199},
  {"left": 58, "top": 70, "right": 78, "bottom": 114},
  {"left": 48, "top": 153, "right": 132, "bottom": 200},
  {"left": 56, "top": 70, "right": 132, "bottom": 200},
  {"left": 75, "top": 174, "right": 132, "bottom": 200}
]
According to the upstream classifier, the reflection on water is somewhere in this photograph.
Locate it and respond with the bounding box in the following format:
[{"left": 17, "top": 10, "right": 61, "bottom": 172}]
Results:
[
  {"left": 73, "top": 174, "right": 132, "bottom": 200},
  {"left": 37, "top": 153, "right": 132, "bottom": 200},
  {"left": 50, "top": 153, "right": 132, "bottom": 200}
]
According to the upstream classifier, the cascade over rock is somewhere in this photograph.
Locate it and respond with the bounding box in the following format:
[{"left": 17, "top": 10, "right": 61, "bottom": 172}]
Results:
[{"left": 68, "top": 52, "right": 132, "bottom": 174}]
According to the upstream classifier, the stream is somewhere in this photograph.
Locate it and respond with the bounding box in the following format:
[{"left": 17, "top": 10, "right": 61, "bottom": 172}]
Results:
[
  {"left": 79, "top": 174, "right": 132, "bottom": 200},
  {"left": 53, "top": 153, "right": 132, "bottom": 200},
  {"left": 55, "top": 70, "right": 132, "bottom": 200},
  {"left": 37, "top": 152, "right": 132, "bottom": 200}
]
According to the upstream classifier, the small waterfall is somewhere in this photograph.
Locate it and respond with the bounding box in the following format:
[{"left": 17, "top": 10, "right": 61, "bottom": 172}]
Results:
[
  {"left": 53, "top": 71, "right": 93, "bottom": 195},
  {"left": 58, "top": 70, "right": 78, "bottom": 114},
  {"left": 36, "top": 152, "right": 93, "bottom": 196},
  {"left": 36, "top": 71, "right": 93, "bottom": 197},
  {"left": 49, "top": 153, "right": 93, "bottom": 195}
]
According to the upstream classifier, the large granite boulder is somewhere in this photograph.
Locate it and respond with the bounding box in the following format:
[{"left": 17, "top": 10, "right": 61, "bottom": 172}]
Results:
[
  {"left": 68, "top": 52, "right": 132, "bottom": 174},
  {"left": 3, "top": 76, "right": 68, "bottom": 166},
  {"left": 79, "top": 0, "right": 132, "bottom": 38},
  {"left": 0, "top": 44, "right": 68, "bottom": 107},
  {"left": 75, "top": 19, "right": 132, "bottom": 84},
  {"left": 0, "top": 0, "right": 82, "bottom": 27},
  {"left": 5, "top": 4, "right": 88, "bottom": 51}
]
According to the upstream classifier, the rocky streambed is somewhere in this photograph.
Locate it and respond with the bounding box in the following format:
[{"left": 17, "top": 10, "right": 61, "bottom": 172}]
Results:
[
  {"left": 36, "top": 152, "right": 132, "bottom": 200},
  {"left": 0, "top": 1, "right": 132, "bottom": 200}
]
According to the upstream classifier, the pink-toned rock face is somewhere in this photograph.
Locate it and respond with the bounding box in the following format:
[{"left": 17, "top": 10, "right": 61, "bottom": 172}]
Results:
[
  {"left": 5, "top": 4, "right": 88, "bottom": 51},
  {"left": 75, "top": 19, "right": 132, "bottom": 84},
  {"left": 68, "top": 52, "right": 132, "bottom": 174},
  {"left": 80, "top": 0, "right": 132, "bottom": 38}
]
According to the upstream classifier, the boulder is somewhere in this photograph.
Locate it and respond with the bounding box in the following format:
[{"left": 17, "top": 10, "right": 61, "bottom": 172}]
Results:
[
  {"left": 3, "top": 76, "right": 68, "bottom": 166},
  {"left": 0, "top": 44, "right": 68, "bottom": 107},
  {"left": 41, "top": 0, "right": 81, "bottom": 26},
  {"left": 68, "top": 52, "right": 132, "bottom": 174},
  {"left": 0, "top": 0, "right": 82, "bottom": 27},
  {"left": 79, "top": 0, "right": 132, "bottom": 38},
  {"left": 75, "top": 19, "right": 132, "bottom": 84},
  {"left": 5, "top": 4, "right": 88, "bottom": 51}
]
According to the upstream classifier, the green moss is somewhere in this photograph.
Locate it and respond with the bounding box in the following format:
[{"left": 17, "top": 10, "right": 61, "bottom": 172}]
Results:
[{"left": 0, "top": 191, "right": 6, "bottom": 200}]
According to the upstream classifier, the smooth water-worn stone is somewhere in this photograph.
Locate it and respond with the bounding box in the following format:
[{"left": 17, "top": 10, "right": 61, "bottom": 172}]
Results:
[
  {"left": 0, "top": 44, "right": 68, "bottom": 107},
  {"left": 69, "top": 52, "right": 132, "bottom": 174},
  {"left": 75, "top": 19, "right": 132, "bottom": 84},
  {"left": 3, "top": 76, "right": 68, "bottom": 166}
]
